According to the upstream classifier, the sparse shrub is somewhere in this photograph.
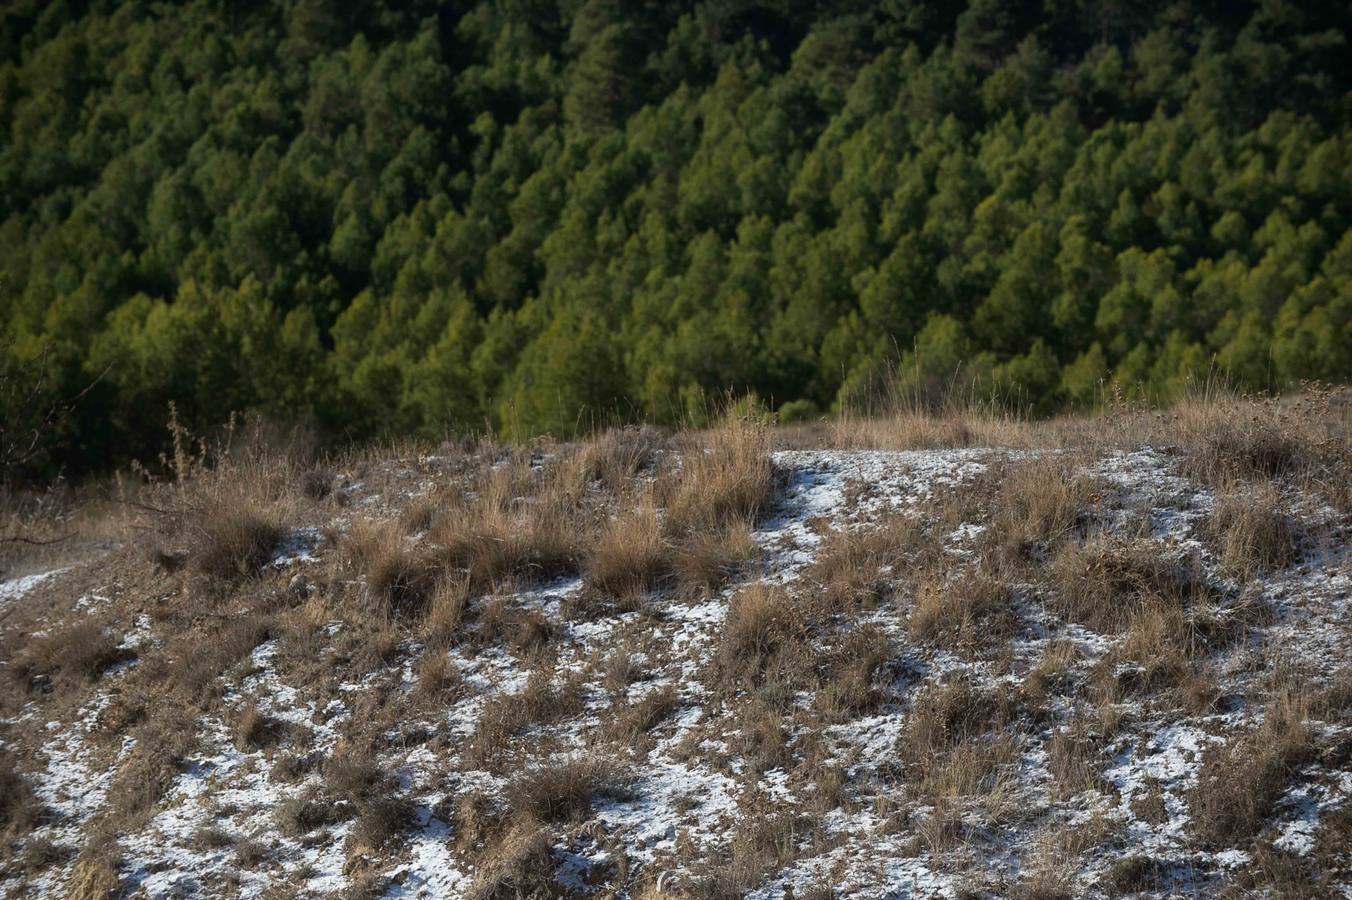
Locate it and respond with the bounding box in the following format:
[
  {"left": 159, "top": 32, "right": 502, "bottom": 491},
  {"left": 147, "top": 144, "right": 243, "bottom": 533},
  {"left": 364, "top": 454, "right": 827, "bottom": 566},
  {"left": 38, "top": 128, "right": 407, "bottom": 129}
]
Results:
[
  {"left": 908, "top": 566, "right": 1016, "bottom": 651},
  {"left": 1206, "top": 485, "right": 1302, "bottom": 580},
  {"left": 664, "top": 418, "right": 776, "bottom": 538},
  {"left": 1190, "top": 691, "right": 1315, "bottom": 847},
  {"left": 1049, "top": 538, "right": 1212, "bottom": 632}
]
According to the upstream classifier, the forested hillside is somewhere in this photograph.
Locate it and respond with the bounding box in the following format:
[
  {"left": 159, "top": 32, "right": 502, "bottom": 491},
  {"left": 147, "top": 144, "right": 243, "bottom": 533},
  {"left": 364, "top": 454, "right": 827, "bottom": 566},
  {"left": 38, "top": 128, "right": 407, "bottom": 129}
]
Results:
[{"left": 2, "top": 0, "right": 1350, "bottom": 477}]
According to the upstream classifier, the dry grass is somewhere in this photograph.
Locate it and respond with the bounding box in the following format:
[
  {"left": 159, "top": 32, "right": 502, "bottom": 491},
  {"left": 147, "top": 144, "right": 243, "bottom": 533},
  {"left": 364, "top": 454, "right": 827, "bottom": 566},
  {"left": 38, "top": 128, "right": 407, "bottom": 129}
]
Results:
[
  {"left": 347, "top": 798, "right": 412, "bottom": 853},
  {"left": 413, "top": 650, "right": 459, "bottom": 705},
  {"left": 1049, "top": 537, "right": 1213, "bottom": 633},
  {"left": 814, "top": 626, "right": 891, "bottom": 722},
  {"left": 1046, "top": 719, "right": 1107, "bottom": 800},
  {"left": 65, "top": 854, "right": 122, "bottom": 900},
  {"left": 467, "top": 671, "right": 582, "bottom": 769},
  {"left": 672, "top": 519, "right": 760, "bottom": 598},
  {"left": 716, "top": 583, "right": 800, "bottom": 688},
  {"left": 463, "top": 822, "right": 556, "bottom": 900},
  {"left": 572, "top": 425, "right": 664, "bottom": 491},
  {"left": 1190, "top": 690, "right": 1316, "bottom": 848},
  {"left": 421, "top": 576, "right": 469, "bottom": 649},
  {"left": 808, "top": 514, "right": 922, "bottom": 611},
  {"left": 908, "top": 566, "right": 1016, "bottom": 652},
  {"left": 1206, "top": 484, "right": 1303, "bottom": 580},
  {"left": 341, "top": 520, "right": 441, "bottom": 618},
  {"left": 608, "top": 685, "right": 679, "bottom": 741},
  {"left": 504, "top": 756, "right": 626, "bottom": 823},
  {"left": 233, "top": 704, "right": 283, "bottom": 751},
  {"left": 189, "top": 496, "right": 284, "bottom": 580},
  {"left": 12, "top": 618, "right": 125, "bottom": 690},
  {"left": 433, "top": 461, "right": 585, "bottom": 591},
  {"left": 664, "top": 417, "right": 776, "bottom": 538},
  {"left": 900, "top": 676, "right": 1017, "bottom": 769},
  {"left": 585, "top": 500, "right": 670, "bottom": 601},
  {"left": 989, "top": 457, "right": 1104, "bottom": 564},
  {"left": 0, "top": 753, "right": 42, "bottom": 837}
]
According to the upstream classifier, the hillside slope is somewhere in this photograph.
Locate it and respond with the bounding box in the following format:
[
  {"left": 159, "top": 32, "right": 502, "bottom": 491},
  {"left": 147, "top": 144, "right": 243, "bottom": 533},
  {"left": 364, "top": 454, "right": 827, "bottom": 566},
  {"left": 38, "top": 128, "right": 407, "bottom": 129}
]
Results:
[{"left": 1, "top": 398, "right": 1351, "bottom": 897}]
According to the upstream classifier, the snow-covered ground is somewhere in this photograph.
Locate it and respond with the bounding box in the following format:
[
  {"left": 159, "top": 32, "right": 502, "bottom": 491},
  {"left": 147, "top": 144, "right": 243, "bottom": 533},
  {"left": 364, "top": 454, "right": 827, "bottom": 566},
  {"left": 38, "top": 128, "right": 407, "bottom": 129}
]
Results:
[{"left": 2, "top": 446, "right": 1349, "bottom": 897}]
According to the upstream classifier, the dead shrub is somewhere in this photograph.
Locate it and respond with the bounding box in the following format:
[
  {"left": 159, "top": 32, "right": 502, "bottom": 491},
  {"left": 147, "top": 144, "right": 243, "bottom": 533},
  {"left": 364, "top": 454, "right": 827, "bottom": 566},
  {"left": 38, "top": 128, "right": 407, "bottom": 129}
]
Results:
[
  {"left": 908, "top": 566, "right": 1016, "bottom": 652},
  {"left": 664, "top": 417, "right": 776, "bottom": 538},
  {"left": 1190, "top": 691, "right": 1316, "bottom": 847},
  {"left": 505, "top": 756, "right": 626, "bottom": 824},
  {"left": 1206, "top": 485, "right": 1302, "bottom": 580},
  {"left": 1049, "top": 538, "right": 1213, "bottom": 633}
]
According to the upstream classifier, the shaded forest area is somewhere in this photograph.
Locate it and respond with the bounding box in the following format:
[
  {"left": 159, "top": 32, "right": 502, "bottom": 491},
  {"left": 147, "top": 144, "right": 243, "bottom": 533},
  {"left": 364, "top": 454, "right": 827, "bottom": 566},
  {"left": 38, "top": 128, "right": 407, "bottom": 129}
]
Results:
[{"left": 2, "top": 0, "right": 1350, "bottom": 480}]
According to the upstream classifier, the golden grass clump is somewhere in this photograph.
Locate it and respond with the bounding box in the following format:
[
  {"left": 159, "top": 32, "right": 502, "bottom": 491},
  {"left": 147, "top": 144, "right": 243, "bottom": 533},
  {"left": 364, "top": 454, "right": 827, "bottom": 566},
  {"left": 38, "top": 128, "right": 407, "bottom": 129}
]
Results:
[
  {"left": 504, "top": 755, "right": 626, "bottom": 824},
  {"left": 989, "top": 456, "right": 1104, "bottom": 563},
  {"left": 1206, "top": 484, "right": 1302, "bottom": 580},
  {"left": 342, "top": 519, "right": 441, "bottom": 618},
  {"left": 808, "top": 514, "right": 922, "bottom": 611},
  {"left": 716, "top": 583, "right": 796, "bottom": 687},
  {"left": 584, "top": 500, "right": 671, "bottom": 601},
  {"left": 433, "top": 461, "right": 585, "bottom": 591},
  {"left": 664, "top": 417, "right": 776, "bottom": 538}
]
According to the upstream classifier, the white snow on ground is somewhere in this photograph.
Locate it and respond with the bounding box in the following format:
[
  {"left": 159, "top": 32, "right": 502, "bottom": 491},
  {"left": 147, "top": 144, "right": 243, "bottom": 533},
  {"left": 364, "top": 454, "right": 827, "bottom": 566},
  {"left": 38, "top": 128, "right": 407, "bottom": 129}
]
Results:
[
  {"left": 4, "top": 447, "right": 1351, "bottom": 897},
  {"left": 0, "top": 567, "right": 67, "bottom": 604}
]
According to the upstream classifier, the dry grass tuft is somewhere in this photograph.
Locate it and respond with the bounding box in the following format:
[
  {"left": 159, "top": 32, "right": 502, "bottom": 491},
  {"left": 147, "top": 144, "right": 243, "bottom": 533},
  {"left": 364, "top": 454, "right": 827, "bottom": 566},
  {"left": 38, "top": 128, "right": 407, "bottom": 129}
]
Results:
[
  {"left": 66, "top": 854, "right": 122, "bottom": 900},
  {"left": 13, "top": 618, "right": 125, "bottom": 689},
  {"left": 673, "top": 520, "right": 760, "bottom": 599},
  {"left": 413, "top": 650, "right": 460, "bottom": 704},
  {"left": 468, "top": 672, "right": 582, "bottom": 768},
  {"left": 233, "top": 704, "right": 283, "bottom": 751},
  {"left": 808, "top": 514, "right": 921, "bottom": 611},
  {"left": 186, "top": 471, "right": 288, "bottom": 580},
  {"left": 504, "top": 756, "right": 626, "bottom": 824},
  {"left": 908, "top": 566, "right": 1016, "bottom": 652},
  {"left": 422, "top": 576, "right": 469, "bottom": 649},
  {"left": 348, "top": 797, "right": 413, "bottom": 853},
  {"left": 573, "top": 425, "right": 664, "bottom": 491},
  {"left": 716, "top": 583, "right": 799, "bottom": 688},
  {"left": 814, "top": 626, "right": 892, "bottom": 722},
  {"left": 1046, "top": 719, "right": 1108, "bottom": 800},
  {"left": 990, "top": 457, "right": 1104, "bottom": 564},
  {"left": 342, "top": 520, "right": 441, "bottom": 618},
  {"left": 1049, "top": 537, "right": 1212, "bottom": 633},
  {"left": 464, "top": 822, "right": 557, "bottom": 900},
  {"left": 585, "top": 500, "right": 670, "bottom": 601},
  {"left": 900, "top": 676, "right": 1016, "bottom": 765},
  {"left": 433, "top": 462, "right": 585, "bottom": 591},
  {"left": 0, "top": 754, "right": 43, "bottom": 837},
  {"left": 665, "top": 417, "right": 776, "bottom": 538},
  {"left": 1206, "top": 484, "right": 1302, "bottom": 580},
  {"left": 1190, "top": 690, "right": 1316, "bottom": 847},
  {"left": 608, "top": 685, "right": 680, "bottom": 741}
]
